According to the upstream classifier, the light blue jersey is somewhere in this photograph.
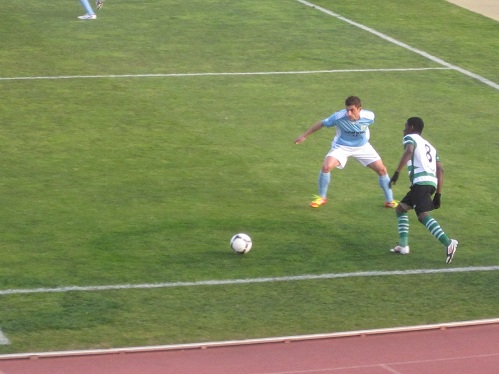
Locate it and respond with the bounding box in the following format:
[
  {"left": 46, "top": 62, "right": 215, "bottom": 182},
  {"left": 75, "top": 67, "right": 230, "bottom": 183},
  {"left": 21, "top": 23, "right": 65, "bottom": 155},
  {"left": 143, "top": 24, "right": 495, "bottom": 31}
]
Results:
[{"left": 322, "top": 109, "right": 375, "bottom": 147}]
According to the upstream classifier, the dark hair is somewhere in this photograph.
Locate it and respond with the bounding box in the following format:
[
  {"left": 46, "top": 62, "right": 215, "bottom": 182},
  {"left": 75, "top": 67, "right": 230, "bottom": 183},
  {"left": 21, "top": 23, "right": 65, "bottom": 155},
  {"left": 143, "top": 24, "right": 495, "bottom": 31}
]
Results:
[
  {"left": 407, "top": 117, "right": 424, "bottom": 133},
  {"left": 345, "top": 96, "right": 362, "bottom": 108}
]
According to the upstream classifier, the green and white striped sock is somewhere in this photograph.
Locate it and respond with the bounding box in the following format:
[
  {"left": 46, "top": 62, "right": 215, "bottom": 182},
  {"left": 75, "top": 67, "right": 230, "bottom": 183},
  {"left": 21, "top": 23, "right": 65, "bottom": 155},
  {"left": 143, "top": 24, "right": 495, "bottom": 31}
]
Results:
[{"left": 421, "top": 215, "right": 451, "bottom": 246}]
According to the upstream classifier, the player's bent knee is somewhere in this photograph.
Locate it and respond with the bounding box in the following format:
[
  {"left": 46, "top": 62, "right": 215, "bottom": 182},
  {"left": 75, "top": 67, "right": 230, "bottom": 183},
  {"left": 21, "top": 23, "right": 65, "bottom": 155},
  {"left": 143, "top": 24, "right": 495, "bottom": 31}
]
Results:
[
  {"left": 377, "top": 165, "right": 388, "bottom": 175},
  {"left": 417, "top": 212, "right": 429, "bottom": 222},
  {"left": 397, "top": 203, "right": 411, "bottom": 213}
]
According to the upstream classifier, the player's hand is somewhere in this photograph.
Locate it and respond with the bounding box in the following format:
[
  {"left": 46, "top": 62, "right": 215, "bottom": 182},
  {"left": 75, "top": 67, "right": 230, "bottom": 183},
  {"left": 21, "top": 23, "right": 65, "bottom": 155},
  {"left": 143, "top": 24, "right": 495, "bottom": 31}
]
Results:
[
  {"left": 294, "top": 136, "right": 306, "bottom": 144},
  {"left": 389, "top": 171, "right": 399, "bottom": 188},
  {"left": 433, "top": 193, "right": 441, "bottom": 209}
]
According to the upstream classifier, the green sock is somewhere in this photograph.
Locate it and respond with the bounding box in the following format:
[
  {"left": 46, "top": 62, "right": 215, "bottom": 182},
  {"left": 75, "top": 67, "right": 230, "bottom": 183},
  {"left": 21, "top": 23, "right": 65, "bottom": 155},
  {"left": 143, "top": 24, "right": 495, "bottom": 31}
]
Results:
[
  {"left": 421, "top": 215, "right": 451, "bottom": 246},
  {"left": 397, "top": 212, "right": 409, "bottom": 246}
]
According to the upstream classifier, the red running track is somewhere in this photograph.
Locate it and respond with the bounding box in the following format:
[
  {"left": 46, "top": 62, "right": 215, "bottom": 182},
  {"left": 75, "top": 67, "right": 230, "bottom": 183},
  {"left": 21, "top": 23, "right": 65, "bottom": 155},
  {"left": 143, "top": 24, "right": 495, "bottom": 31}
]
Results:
[{"left": 1, "top": 321, "right": 498, "bottom": 374}]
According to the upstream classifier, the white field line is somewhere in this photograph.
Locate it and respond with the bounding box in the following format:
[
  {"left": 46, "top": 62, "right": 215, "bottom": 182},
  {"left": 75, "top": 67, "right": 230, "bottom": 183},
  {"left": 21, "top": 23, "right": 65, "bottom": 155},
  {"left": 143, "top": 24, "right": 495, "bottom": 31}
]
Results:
[
  {"left": 296, "top": 0, "right": 499, "bottom": 90},
  {"left": 1, "top": 318, "right": 498, "bottom": 359},
  {"left": 0, "top": 266, "right": 498, "bottom": 296},
  {"left": 0, "top": 329, "right": 9, "bottom": 346},
  {"left": 0, "top": 67, "right": 450, "bottom": 81},
  {"left": 0, "top": 4, "right": 496, "bottom": 89}
]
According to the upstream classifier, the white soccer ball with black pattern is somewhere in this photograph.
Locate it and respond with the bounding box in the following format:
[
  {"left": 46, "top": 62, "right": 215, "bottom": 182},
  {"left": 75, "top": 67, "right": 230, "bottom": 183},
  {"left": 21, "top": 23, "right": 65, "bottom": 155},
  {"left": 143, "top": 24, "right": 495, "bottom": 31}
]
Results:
[{"left": 230, "top": 233, "right": 252, "bottom": 254}]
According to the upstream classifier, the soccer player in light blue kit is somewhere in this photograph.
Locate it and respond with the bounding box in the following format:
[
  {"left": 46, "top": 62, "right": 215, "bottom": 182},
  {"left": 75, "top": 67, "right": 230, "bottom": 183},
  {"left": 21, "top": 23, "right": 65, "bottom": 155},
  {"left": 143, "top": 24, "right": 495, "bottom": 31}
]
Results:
[
  {"left": 77, "top": 0, "right": 104, "bottom": 20},
  {"left": 295, "top": 96, "right": 397, "bottom": 208}
]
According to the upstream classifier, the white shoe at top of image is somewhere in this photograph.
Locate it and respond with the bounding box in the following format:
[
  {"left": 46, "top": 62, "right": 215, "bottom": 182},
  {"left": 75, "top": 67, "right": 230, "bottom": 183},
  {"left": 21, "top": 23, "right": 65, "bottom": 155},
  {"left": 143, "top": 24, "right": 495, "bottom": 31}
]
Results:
[{"left": 78, "top": 14, "right": 97, "bottom": 20}]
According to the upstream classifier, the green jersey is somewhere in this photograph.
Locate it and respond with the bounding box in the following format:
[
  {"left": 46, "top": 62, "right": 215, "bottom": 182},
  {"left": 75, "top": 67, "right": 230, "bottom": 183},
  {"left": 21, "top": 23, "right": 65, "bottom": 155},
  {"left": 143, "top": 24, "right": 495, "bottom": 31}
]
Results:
[{"left": 403, "top": 134, "right": 439, "bottom": 188}]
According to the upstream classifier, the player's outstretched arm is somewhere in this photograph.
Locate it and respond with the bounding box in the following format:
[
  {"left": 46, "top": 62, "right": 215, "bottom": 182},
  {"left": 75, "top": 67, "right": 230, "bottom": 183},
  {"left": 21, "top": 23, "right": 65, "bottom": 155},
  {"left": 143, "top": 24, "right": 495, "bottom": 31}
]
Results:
[{"left": 294, "top": 121, "right": 324, "bottom": 144}]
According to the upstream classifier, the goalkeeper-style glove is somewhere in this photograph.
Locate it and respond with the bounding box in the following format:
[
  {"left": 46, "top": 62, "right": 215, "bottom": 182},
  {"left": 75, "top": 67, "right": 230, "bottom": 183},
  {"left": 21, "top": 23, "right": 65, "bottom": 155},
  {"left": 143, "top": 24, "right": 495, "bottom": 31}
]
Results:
[
  {"left": 389, "top": 171, "right": 399, "bottom": 188},
  {"left": 433, "top": 193, "right": 441, "bottom": 209}
]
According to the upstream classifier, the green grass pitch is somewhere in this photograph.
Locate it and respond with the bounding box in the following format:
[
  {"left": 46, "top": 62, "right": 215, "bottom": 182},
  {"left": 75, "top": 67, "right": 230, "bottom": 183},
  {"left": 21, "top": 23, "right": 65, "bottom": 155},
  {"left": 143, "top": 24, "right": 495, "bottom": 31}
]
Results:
[{"left": 0, "top": 0, "right": 498, "bottom": 353}]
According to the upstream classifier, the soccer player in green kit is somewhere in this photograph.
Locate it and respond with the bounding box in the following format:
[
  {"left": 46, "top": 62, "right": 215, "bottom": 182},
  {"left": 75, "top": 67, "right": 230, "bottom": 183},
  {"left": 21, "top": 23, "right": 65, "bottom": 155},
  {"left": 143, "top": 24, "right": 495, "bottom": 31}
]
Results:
[{"left": 389, "top": 117, "right": 458, "bottom": 263}]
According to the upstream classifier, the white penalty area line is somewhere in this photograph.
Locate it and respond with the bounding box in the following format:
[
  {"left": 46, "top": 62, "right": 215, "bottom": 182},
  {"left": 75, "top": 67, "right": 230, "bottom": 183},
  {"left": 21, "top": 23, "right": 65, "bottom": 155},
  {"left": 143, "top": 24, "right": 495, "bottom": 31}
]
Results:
[
  {"left": 0, "top": 266, "right": 498, "bottom": 296},
  {"left": 296, "top": 0, "right": 499, "bottom": 90},
  {"left": 0, "top": 67, "right": 450, "bottom": 81},
  {"left": 0, "top": 329, "right": 9, "bottom": 345}
]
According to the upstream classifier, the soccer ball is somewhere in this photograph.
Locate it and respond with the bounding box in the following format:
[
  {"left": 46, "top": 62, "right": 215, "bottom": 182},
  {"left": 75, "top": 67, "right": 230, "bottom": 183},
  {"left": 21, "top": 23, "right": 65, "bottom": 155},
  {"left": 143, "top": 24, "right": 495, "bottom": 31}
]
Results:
[{"left": 230, "top": 233, "right": 252, "bottom": 254}]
